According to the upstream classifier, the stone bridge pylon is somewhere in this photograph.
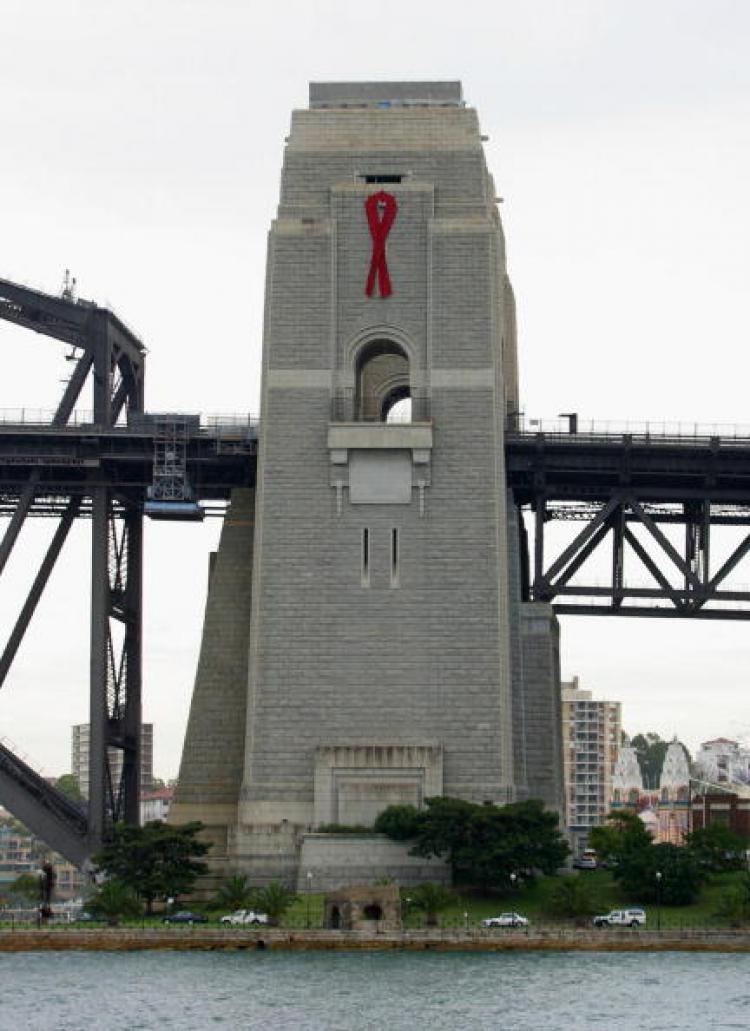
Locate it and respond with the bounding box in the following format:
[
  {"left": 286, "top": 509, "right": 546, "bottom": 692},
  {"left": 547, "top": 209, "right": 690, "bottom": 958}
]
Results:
[{"left": 169, "top": 82, "right": 563, "bottom": 889}]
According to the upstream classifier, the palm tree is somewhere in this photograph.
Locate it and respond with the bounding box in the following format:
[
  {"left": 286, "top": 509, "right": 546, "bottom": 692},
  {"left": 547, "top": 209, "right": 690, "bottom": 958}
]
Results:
[
  {"left": 86, "top": 879, "right": 142, "bottom": 926},
  {"left": 214, "top": 874, "right": 256, "bottom": 912},
  {"left": 410, "top": 882, "right": 454, "bottom": 927},
  {"left": 253, "top": 882, "right": 298, "bottom": 927}
]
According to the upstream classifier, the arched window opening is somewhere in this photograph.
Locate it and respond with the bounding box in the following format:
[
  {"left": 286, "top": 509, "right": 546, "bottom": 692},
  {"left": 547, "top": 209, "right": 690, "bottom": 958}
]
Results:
[
  {"left": 384, "top": 391, "right": 412, "bottom": 423},
  {"left": 330, "top": 906, "right": 341, "bottom": 929},
  {"left": 355, "top": 340, "right": 410, "bottom": 422},
  {"left": 363, "top": 903, "right": 383, "bottom": 920}
]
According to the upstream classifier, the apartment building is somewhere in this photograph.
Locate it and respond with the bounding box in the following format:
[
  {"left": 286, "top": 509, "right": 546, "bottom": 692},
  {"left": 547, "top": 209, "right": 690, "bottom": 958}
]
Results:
[
  {"left": 561, "top": 676, "right": 621, "bottom": 856},
  {"left": 71, "top": 723, "right": 153, "bottom": 799}
]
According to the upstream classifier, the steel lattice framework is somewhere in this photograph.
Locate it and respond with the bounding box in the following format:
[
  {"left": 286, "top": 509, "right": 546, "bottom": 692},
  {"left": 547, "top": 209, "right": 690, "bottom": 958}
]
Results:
[
  {"left": 0, "top": 277, "right": 254, "bottom": 867},
  {"left": 4, "top": 275, "right": 750, "bottom": 869},
  {"left": 506, "top": 430, "right": 750, "bottom": 619}
]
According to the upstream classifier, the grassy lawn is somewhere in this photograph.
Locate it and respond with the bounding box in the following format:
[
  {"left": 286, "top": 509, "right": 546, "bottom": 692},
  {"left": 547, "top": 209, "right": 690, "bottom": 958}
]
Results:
[
  {"left": 206, "top": 869, "right": 747, "bottom": 929},
  {"left": 42, "top": 870, "right": 747, "bottom": 931},
  {"left": 432, "top": 869, "right": 749, "bottom": 930}
]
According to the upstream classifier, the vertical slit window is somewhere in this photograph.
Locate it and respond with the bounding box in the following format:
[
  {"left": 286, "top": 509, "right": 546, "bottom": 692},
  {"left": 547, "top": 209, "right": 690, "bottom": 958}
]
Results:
[
  {"left": 361, "top": 528, "right": 370, "bottom": 587},
  {"left": 390, "top": 528, "right": 399, "bottom": 587}
]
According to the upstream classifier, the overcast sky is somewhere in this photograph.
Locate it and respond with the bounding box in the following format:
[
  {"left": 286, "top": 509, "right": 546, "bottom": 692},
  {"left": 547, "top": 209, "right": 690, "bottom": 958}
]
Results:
[{"left": 1, "top": 0, "right": 750, "bottom": 779}]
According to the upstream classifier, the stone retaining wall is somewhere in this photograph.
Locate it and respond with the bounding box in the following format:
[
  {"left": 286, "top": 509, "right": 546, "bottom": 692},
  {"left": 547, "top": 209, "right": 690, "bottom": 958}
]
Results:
[
  {"left": 297, "top": 833, "right": 450, "bottom": 890},
  {"left": 2, "top": 928, "right": 749, "bottom": 952}
]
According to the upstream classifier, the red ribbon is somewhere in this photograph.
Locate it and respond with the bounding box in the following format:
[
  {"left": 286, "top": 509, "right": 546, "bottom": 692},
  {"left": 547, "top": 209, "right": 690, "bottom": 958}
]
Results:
[{"left": 365, "top": 191, "right": 398, "bottom": 297}]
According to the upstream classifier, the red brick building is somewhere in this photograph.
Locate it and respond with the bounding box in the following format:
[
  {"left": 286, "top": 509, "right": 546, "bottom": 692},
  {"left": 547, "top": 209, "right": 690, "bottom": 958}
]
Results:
[{"left": 690, "top": 791, "right": 750, "bottom": 839}]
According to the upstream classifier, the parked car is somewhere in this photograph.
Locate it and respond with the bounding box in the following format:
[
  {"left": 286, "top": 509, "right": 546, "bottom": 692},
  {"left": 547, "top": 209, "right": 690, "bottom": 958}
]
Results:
[
  {"left": 481, "top": 912, "right": 529, "bottom": 928},
  {"left": 163, "top": 910, "right": 208, "bottom": 925},
  {"left": 573, "top": 857, "right": 597, "bottom": 870},
  {"left": 220, "top": 909, "right": 269, "bottom": 926},
  {"left": 592, "top": 908, "right": 646, "bottom": 928}
]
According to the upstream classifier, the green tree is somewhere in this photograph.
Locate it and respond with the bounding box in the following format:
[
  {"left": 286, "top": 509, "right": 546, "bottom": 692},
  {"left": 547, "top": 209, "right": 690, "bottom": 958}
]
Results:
[
  {"left": 214, "top": 874, "right": 257, "bottom": 912},
  {"left": 616, "top": 842, "right": 704, "bottom": 906},
  {"left": 373, "top": 804, "right": 423, "bottom": 841},
  {"left": 629, "top": 733, "right": 668, "bottom": 789},
  {"left": 685, "top": 825, "right": 747, "bottom": 873},
  {"left": 714, "top": 874, "right": 750, "bottom": 927},
  {"left": 253, "top": 882, "right": 298, "bottom": 927},
  {"left": 1, "top": 816, "right": 32, "bottom": 837},
  {"left": 93, "top": 821, "right": 210, "bottom": 913},
  {"left": 629, "top": 733, "right": 691, "bottom": 789},
  {"left": 588, "top": 809, "right": 653, "bottom": 864},
  {"left": 54, "top": 774, "right": 83, "bottom": 803},
  {"left": 380, "top": 797, "right": 569, "bottom": 890},
  {"left": 10, "top": 872, "right": 40, "bottom": 904},
  {"left": 409, "top": 882, "right": 454, "bottom": 927},
  {"left": 86, "top": 879, "right": 142, "bottom": 926},
  {"left": 544, "top": 875, "right": 604, "bottom": 922}
]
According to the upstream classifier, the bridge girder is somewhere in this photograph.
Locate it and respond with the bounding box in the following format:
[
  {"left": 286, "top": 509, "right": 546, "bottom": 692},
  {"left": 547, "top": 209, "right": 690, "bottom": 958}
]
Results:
[
  {"left": 0, "top": 278, "right": 146, "bottom": 865},
  {"left": 507, "top": 430, "right": 750, "bottom": 618}
]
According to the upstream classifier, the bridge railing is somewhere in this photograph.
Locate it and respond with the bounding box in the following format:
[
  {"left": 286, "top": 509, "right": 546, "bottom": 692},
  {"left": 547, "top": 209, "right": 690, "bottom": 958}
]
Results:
[
  {"left": 509, "top": 417, "right": 750, "bottom": 441},
  {"left": 0, "top": 408, "right": 259, "bottom": 440}
]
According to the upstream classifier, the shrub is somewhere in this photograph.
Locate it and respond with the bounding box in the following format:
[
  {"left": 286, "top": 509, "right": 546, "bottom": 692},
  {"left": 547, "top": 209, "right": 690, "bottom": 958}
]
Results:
[
  {"left": 373, "top": 805, "right": 423, "bottom": 841},
  {"left": 86, "top": 879, "right": 142, "bottom": 926},
  {"left": 213, "top": 874, "right": 256, "bottom": 912},
  {"left": 543, "top": 875, "right": 603, "bottom": 921},
  {"left": 253, "top": 882, "right": 298, "bottom": 927},
  {"left": 714, "top": 874, "right": 750, "bottom": 927},
  {"left": 408, "top": 882, "right": 454, "bottom": 927},
  {"left": 316, "top": 824, "right": 373, "bottom": 834}
]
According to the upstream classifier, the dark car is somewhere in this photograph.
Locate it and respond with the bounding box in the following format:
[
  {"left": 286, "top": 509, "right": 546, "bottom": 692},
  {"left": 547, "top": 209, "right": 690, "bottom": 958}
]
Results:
[{"left": 163, "top": 910, "right": 208, "bottom": 925}]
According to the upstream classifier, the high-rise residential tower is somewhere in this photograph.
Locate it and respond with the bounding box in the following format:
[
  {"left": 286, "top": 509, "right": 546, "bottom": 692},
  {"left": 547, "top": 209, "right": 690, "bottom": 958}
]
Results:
[{"left": 561, "top": 676, "right": 621, "bottom": 856}]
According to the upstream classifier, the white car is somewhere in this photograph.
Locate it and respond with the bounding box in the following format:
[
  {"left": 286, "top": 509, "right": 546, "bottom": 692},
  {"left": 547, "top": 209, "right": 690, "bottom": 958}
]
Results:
[
  {"left": 220, "top": 909, "right": 269, "bottom": 926},
  {"left": 593, "top": 908, "right": 646, "bottom": 928},
  {"left": 481, "top": 912, "right": 529, "bottom": 928}
]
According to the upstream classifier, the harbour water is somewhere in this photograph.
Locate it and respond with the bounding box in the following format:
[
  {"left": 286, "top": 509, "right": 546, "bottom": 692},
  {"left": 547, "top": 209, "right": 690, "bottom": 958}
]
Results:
[{"left": 0, "top": 949, "right": 747, "bottom": 1030}]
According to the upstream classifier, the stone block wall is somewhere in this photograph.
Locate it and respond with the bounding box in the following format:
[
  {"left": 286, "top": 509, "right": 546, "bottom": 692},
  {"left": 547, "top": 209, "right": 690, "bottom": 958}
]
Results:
[
  {"left": 169, "top": 488, "right": 255, "bottom": 871},
  {"left": 297, "top": 834, "right": 450, "bottom": 891}
]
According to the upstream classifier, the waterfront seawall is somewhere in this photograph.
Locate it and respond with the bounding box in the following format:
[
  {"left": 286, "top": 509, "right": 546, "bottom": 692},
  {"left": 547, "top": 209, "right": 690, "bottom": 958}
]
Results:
[{"left": 1, "top": 928, "right": 750, "bottom": 952}]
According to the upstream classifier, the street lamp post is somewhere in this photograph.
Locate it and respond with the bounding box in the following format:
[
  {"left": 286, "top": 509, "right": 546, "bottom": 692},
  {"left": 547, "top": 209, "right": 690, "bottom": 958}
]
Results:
[
  {"left": 306, "top": 871, "right": 313, "bottom": 928},
  {"left": 655, "top": 870, "right": 662, "bottom": 932},
  {"left": 510, "top": 872, "right": 517, "bottom": 893}
]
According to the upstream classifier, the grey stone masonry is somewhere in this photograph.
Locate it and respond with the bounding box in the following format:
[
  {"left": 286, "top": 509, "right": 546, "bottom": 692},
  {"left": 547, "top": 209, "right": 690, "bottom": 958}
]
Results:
[
  {"left": 169, "top": 488, "right": 255, "bottom": 864},
  {"left": 310, "top": 82, "right": 463, "bottom": 108},
  {"left": 239, "top": 82, "right": 520, "bottom": 849},
  {"left": 518, "top": 604, "right": 564, "bottom": 813},
  {"left": 173, "top": 82, "right": 564, "bottom": 889},
  {"left": 297, "top": 834, "right": 450, "bottom": 892}
]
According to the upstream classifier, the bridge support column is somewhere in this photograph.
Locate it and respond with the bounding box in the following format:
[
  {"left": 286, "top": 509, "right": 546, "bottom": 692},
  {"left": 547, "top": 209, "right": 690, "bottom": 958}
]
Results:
[{"left": 89, "top": 487, "right": 143, "bottom": 851}]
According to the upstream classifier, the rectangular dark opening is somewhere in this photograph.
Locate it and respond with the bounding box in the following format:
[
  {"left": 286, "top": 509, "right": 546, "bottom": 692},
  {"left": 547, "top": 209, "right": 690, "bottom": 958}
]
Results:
[
  {"left": 363, "top": 174, "right": 403, "bottom": 184},
  {"left": 362, "top": 527, "right": 370, "bottom": 587}
]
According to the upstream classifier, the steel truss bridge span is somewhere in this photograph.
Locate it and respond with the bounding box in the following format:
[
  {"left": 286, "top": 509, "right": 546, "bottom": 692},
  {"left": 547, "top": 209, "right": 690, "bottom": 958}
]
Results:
[
  {"left": 3, "top": 274, "right": 750, "bottom": 871},
  {"left": 0, "top": 277, "right": 257, "bottom": 870},
  {"left": 506, "top": 430, "right": 750, "bottom": 620}
]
